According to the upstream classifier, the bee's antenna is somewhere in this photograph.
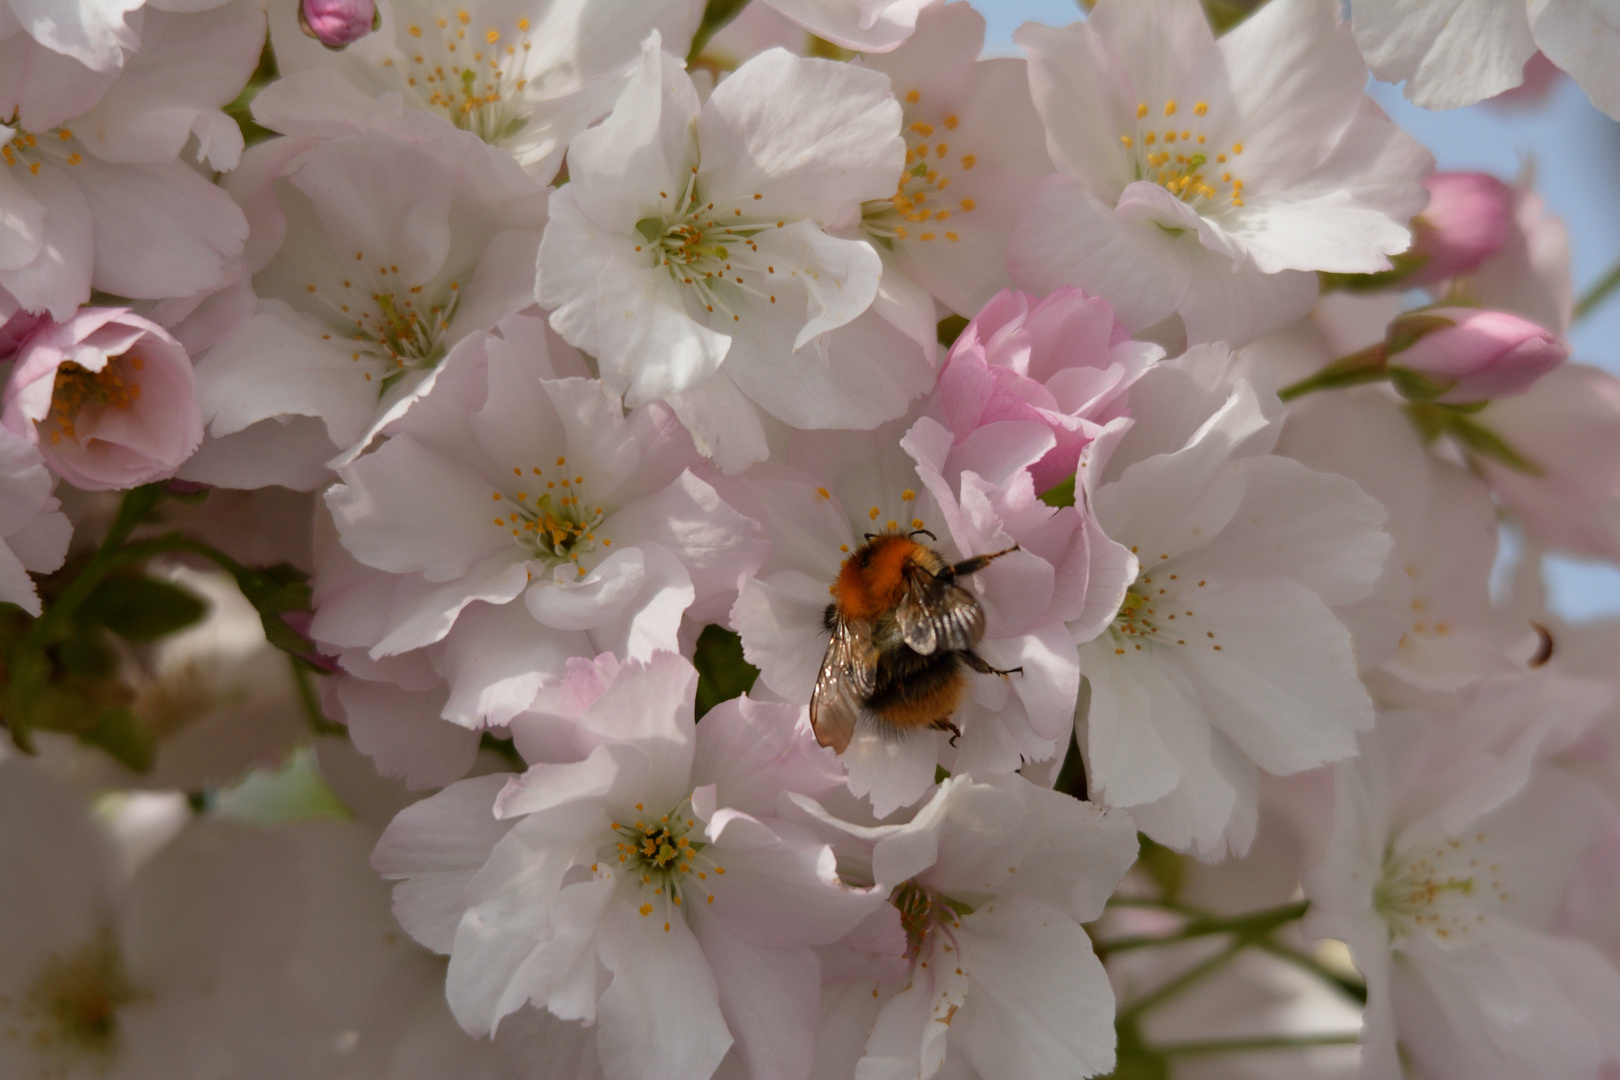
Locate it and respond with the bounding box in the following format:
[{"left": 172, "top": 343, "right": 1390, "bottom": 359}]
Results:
[
  {"left": 863, "top": 532, "right": 877, "bottom": 542},
  {"left": 909, "top": 528, "right": 938, "bottom": 542}
]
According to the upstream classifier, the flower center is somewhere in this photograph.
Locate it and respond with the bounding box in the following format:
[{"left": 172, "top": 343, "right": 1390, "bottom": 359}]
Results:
[
  {"left": 863, "top": 90, "right": 976, "bottom": 245},
  {"left": 1119, "top": 99, "right": 1245, "bottom": 211},
  {"left": 0, "top": 930, "right": 139, "bottom": 1065},
  {"left": 394, "top": 11, "right": 541, "bottom": 145},
  {"left": 2, "top": 119, "right": 86, "bottom": 176},
  {"left": 1107, "top": 553, "right": 1217, "bottom": 655},
  {"left": 41, "top": 357, "right": 142, "bottom": 446},
  {"left": 303, "top": 255, "right": 461, "bottom": 391},
  {"left": 890, "top": 880, "right": 970, "bottom": 959},
  {"left": 489, "top": 456, "right": 609, "bottom": 575},
  {"left": 1375, "top": 833, "right": 1505, "bottom": 942},
  {"left": 603, "top": 799, "right": 725, "bottom": 932},
  {"left": 637, "top": 171, "right": 780, "bottom": 325}
]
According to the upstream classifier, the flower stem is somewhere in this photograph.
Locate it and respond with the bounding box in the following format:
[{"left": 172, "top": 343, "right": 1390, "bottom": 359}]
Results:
[
  {"left": 1155, "top": 1032, "right": 1361, "bottom": 1057},
  {"left": 1276, "top": 344, "right": 1389, "bottom": 402},
  {"left": 1254, "top": 939, "right": 1368, "bottom": 1004},
  {"left": 1575, "top": 254, "right": 1620, "bottom": 321},
  {"left": 1115, "top": 939, "right": 1245, "bottom": 1023}
]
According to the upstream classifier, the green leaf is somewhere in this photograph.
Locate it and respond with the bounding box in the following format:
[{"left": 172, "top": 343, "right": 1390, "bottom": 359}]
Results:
[
  {"left": 687, "top": 0, "right": 752, "bottom": 61},
  {"left": 936, "top": 314, "right": 970, "bottom": 348},
  {"left": 1384, "top": 311, "right": 1456, "bottom": 355},
  {"left": 692, "top": 625, "right": 759, "bottom": 719},
  {"left": 80, "top": 575, "right": 209, "bottom": 642},
  {"left": 1387, "top": 365, "right": 1457, "bottom": 403},
  {"left": 1318, "top": 248, "right": 1429, "bottom": 293},
  {"left": 78, "top": 707, "right": 156, "bottom": 773},
  {"left": 1039, "top": 474, "right": 1076, "bottom": 508},
  {"left": 1136, "top": 834, "right": 1185, "bottom": 900}
]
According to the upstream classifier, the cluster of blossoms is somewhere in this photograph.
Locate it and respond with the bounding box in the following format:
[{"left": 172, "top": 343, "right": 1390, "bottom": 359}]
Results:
[{"left": 4, "top": 0, "right": 1620, "bottom": 1077}]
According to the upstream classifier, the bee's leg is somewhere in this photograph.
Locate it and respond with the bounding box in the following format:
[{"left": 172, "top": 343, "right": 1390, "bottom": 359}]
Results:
[
  {"left": 946, "top": 544, "right": 1021, "bottom": 580},
  {"left": 961, "top": 650, "right": 1023, "bottom": 678},
  {"left": 933, "top": 718, "right": 963, "bottom": 747}
]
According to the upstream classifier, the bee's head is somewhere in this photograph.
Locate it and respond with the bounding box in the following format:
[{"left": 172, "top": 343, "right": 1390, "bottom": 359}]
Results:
[{"left": 834, "top": 530, "right": 926, "bottom": 621}]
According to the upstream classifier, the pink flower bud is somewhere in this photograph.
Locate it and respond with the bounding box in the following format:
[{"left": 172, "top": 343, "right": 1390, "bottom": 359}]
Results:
[
  {"left": 1387, "top": 307, "right": 1569, "bottom": 404},
  {"left": 1, "top": 309, "right": 204, "bottom": 490},
  {"left": 299, "top": 0, "right": 376, "bottom": 48},
  {"left": 1407, "top": 173, "right": 1514, "bottom": 284}
]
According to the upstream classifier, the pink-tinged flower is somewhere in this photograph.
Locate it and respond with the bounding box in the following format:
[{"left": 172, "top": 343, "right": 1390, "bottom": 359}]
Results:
[
  {"left": 1387, "top": 307, "right": 1567, "bottom": 404},
  {"left": 373, "top": 653, "right": 881, "bottom": 1080},
  {"left": 299, "top": 0, "right": 374, "bottom": 47},
  {"left": 1277, "top": 385, "right": 1529, "bottom": 698},
  {"left": 1304, "top": 670, "right": 1620, "bottom": 1080},
  {"left": 725, "top": 412, "right": 1086, "bottom": 817},
  {"left": 1439, "top": 176, "right": 1572, "bottom": 336},
  {"left": 937, "top": 287, "right": 1159, "bottom": 495},
  {"left": 1079, "top": 348, "right": 1389, "bottom": 859},
  {"left": 0, "top": 425, "right": 69, "bottom": 615},
  {"left": 259, "top": 0, "right": 701, "bottom": 184},
  {"left": 0, "top": 1, "right": 262, "bottom": 320},
  {"left": 187, "top": 127, "right": 547, "bottom": 490},
  {"left": 792, "top": 773, "right": 1139, "bottom": 1080},
  {"left": 539, "top": 39, "right": 931, "bottom": 474},
  {"left": 314, "top": 314, "right": 768, "bottom": 733},
  {"left": 1473, "top": 363, "right": 1620, "bottom": 562},
  {"left": 856, "top": 3, "right": 1053, "bottom": 327},
  {"left": 0, "top": 308, "right": 45, "bottom": 358},
  {"left": 1407, "top": 173, "right": 1514, "bottom": 285},
  {"left": 1350, "top": 0, "right": 1620, "bottom": 120},
  {"left": 759, "top": 0, "right": 937, "bottom": 53},
  {"left": 1010, "top": 0, "right": 1432, "bottom": 346},
  {"left": 0, "top": 758, "right": 388, "bottom": 1079},
  {"left": 2, "top": 308, "right": 202, "bottom": 490}
]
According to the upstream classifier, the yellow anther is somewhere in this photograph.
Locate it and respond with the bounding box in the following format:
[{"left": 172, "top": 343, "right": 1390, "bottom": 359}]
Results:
[
  {"left": 1194, "top": 101, "right": 1207, "bottom": 116},
  {"left": 1144, "top": 132, "right": 1156, "bottom": 146},
  {"left": 1164, "top": 101, "right": 1177, "bottom": 116},
  {"left": 1232, "top": 142, "right": 1244, "bottom": 154},
  {"left": 961, "top": 154, "right": 976, "bottom": 169},
  {"left": 869, "top": 506, "right": 881, "bottom": 520},
  {"left": 905, "top": 89, "right": 920, "bottom": 104},
  {"left": 1120, "top": 135, "right": 1133, "bottom": 148},
  {"left": 1136, "top": 102, "right": 1148, "bottom": 119},
  {"left": 816, "top": 486, "right": 830, "bottom": 499},
  {"left": 901, "top": 489, "right": 916, "bottom": 501}
]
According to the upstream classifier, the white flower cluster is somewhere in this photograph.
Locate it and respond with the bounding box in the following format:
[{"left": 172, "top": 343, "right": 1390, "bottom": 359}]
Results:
[{"left": 2, "top": 1, "right": 1620, "bottom": 1078}]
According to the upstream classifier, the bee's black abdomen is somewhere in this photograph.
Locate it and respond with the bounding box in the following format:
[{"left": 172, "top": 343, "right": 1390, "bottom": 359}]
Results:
[
  {"left": 866, "top": 645, "right": 962, "bottom": 713},
  {"left": 823, "top": 602, "right": 839, "bottom": 632}
]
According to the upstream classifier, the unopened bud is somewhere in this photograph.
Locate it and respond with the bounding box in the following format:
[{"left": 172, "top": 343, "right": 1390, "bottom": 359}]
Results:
[
  {"left": 1387, "top": 307, "right": 1568, "bottom": 404},
  {"left": 299, "top": 0, "right": 377, "bottom": 48},
  {"left": 1406, "top": 173, "right": 1513, "bottom": 285}
]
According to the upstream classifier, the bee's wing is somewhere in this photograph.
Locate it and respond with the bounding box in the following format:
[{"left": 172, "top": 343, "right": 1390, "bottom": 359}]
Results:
[
  {"left": 897, "top": 564, "right": 985, "bottom": 655},
  {"left": 810, "top": 617, "right": 875, "bottom": 754}
]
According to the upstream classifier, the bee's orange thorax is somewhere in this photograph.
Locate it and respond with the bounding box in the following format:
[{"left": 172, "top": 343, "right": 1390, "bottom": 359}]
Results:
[{"left": 834, "top": 534, "right": 921, "bottom": 622}]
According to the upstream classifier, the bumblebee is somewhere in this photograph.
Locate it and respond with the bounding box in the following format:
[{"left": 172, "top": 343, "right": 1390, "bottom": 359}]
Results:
[{"left": 810, "top": 529, "right": 1021, "bottom": 753}]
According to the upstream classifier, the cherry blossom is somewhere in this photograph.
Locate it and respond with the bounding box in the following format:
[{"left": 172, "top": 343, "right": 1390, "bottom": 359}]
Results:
[
  {"left": 259, "top": 0, "right": 702, "bottom": 183},
  {"left": 1079, "top": 348, "right": 1389, "bottom": 859},
  {"left": 1351, "top": 0, "right": 1620, "bottom": 120},
  {"left": 1010, "top": 0, "right": 1432, "bottom": 346},
  {"left": 0, "top": 0, "right": 262, "bottom": 321},
  {"left": 373, "top": 652, "right": 881, "bottom": 1080},
  {"left": 1304, "top": 671, "right": 1620, "bottom": 1080},
  {"left": 316, "top": 314, "right": 766, "bottom": 732},
  {"left": 726, "top": 411, "right": 1086, "bottom": 817},
  {"left": 0, "top": 424, "right": 69, "bottom": 615},
  {"left": 793, "top": 772, "right": 1139, "bottom": 1080},
  {"left": 2, "top": 307, "right": 203, "bottom": 490},
  {"left": 188, "top": 127, "right": 547, "bottom": 489},
  {"left": 855, "top": 2, "right": 1053, "bottom": 325},
  {"left": 758, "top": 0, "right": 937, "bottom": 53},
  {"left": 538, "top": 38, "right": 932, "bottom": 473}
]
